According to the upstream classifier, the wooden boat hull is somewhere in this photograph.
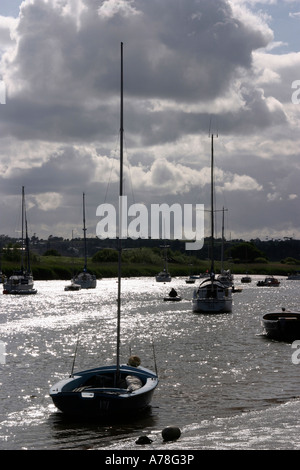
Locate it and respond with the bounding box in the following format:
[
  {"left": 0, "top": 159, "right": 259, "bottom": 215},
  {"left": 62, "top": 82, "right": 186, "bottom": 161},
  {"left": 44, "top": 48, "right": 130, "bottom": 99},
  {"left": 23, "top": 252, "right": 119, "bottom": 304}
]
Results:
[
  {"left": 163, "top": 296, "right": 182, "bottom": 302},
  {"left": 50, "top": 364, "right": 158, "bottom": 418},
  {"left": 263, "top": 312, "right": 300, "bottom": 342}
]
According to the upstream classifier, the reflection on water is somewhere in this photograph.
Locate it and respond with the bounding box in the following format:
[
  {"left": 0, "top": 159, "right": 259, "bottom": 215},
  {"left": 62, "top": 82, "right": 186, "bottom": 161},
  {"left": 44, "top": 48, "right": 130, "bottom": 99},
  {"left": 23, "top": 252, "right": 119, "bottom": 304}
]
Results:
[{"left": 0, "top": 276, "right": 300, "bottom": 449}]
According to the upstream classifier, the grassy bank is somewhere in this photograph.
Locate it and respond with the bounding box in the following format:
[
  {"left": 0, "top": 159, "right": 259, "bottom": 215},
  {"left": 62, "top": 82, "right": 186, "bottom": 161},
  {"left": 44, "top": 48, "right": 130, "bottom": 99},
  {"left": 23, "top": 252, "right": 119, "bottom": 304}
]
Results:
[{"left": 1, "top": 254, "right": 299, "bottom": 280}]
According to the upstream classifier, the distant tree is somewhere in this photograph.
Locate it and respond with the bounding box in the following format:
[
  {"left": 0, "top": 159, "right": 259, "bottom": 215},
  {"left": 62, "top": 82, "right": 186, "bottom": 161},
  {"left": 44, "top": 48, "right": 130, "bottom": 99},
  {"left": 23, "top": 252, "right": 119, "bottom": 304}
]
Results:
[
  {"left": 92, "top": 249, "right": 118, "bottom": 262},
  {"left": 228, "top": 242, "right": 266, "bottom": 263},
  {"left": 43, "top": 249, "right": 61, "bottom": 257}
]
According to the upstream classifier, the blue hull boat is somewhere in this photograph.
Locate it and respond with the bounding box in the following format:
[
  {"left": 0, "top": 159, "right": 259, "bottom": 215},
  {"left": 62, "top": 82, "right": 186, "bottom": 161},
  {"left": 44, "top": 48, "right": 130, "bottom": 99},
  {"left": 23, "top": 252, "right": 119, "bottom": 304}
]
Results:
[
  {"left": 50, "top": 364, "right": 158, "bottom": 417},
  {"left": 49, "top": 44, "right": 158, "bottom": 418}
]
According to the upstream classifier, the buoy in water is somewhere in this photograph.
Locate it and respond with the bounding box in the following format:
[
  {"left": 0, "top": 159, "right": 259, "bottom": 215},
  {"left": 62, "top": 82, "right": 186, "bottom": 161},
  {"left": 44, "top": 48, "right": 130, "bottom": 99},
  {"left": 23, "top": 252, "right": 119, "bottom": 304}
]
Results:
[
  {"left": 161, "top": 426, "right": 181, "bottom": 441},
  {"left": 135, "top": 435, "right": 153, "bottom": 445}
]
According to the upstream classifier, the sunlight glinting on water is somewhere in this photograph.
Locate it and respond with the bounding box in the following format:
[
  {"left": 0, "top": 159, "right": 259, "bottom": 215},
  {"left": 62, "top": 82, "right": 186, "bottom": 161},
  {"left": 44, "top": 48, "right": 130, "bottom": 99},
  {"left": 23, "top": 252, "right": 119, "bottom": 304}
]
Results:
[{"left": 1, "top": 277, "right": 300, "bottom": 449}]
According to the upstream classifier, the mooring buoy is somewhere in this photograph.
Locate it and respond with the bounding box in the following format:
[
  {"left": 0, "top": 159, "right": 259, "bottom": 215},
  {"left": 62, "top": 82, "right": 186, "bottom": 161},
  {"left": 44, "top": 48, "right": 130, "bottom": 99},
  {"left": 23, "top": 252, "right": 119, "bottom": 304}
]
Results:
[
  {"left": 161, "top": 426, "right": 181, "bottom": 441},
  {"left": 135, "top": 435, "right": 153, "bottom": 445}
]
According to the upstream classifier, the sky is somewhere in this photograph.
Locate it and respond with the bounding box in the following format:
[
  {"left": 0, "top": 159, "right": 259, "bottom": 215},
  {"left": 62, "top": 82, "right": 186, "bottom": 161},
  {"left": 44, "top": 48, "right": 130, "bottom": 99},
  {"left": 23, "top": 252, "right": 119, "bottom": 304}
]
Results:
[{"left": 0, "top": 0, "right": 300, "bottom": 244}]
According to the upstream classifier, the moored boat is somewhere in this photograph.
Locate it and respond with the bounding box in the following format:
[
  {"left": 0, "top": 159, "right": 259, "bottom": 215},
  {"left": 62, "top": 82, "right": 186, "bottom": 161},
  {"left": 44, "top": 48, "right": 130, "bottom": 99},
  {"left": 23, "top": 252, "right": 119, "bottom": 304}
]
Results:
[
  {"left": 3, "top": 187, "right": 37, "bottom": 296},
  {"left": 287, "top": 272, "right": 300, "bottom": 280},
  {"left": 50, "top": 43, "right": 158, "bottom": 418},
  {"left": 185, "top": 276, "right": 196, "bottom": 284},
  {"left": 64, "top": 281, "right": 81, "bottom": 291},
  {"left": 71, "top": 193, "right": 97, "bottom": 289},
  {"left": 192, "top": 135, "right": 232, "bottom": 314},
  {"left": 257, "top": 276, "right": 280, "bottom": 287},
  {"left": 156, "top": 242, "right": 171, "bottom": 282},
  {"left": 156, "top": 269, "right": 171, "bottom": 282},
  {"left": 193, "top": 275, "right": 232, "bottom": 313},
  {"left": 262, "top": 309, "right": 300, "bottom": 342}
]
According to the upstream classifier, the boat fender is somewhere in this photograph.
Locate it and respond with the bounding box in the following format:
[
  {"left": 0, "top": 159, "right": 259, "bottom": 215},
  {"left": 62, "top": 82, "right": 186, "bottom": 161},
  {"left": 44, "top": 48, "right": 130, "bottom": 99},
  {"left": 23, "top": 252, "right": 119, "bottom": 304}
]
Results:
[
  {"left": 125, "top": 375, "right": 142, "bottom": 392},
  {"left": 127, "top": 355, "right": 141, "bottom": 367}
]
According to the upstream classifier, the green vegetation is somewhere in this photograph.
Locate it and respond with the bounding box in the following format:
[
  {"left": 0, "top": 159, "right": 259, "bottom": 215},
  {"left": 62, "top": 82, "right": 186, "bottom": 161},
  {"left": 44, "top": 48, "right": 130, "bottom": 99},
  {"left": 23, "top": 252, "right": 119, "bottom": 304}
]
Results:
[{"left": 1, "top": 246, "right": 300, "bottom": 280}]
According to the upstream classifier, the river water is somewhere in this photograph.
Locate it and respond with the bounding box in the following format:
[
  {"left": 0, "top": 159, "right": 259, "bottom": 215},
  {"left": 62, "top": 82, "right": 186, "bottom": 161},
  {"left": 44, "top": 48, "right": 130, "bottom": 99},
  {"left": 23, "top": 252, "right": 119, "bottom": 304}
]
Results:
[{"left": 0, "top": 275, "right": 299, "bottom": 450}]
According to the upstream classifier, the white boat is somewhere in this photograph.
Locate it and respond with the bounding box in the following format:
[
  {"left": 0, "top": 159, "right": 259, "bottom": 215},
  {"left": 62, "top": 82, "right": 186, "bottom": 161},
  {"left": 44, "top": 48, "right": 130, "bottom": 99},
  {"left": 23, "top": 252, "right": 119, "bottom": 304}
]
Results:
[
  {"left": 156, "top": 242, "right": 171, "bottom": 282},
  {"left": 72, "top": 270, "right": 96, "bottom": 289},
  {"left": 156, "top": 269, "right": 171, "bottom": 282},
  {"left": 3, "top": 187, "right": 37, "bottom": 295},
  {"left": 71, "top": 193, "right": 97, "bottom": 289},
  {"left": 64, "top": 281, "right": 81, "bottom": 291},
  {"left": 50, "top": 43, "right": 158, "bottom": 418},
  {"left": 217, "top": 269, "right": 234, "bottom": 288},
  {"left": 193, "top": 275, "right": 232, "bottom": 313},
  {"left": 217, "top": 208, "right": 234, "bottom": 288},
  {"left": 192, "top": 135, "right": 232, "bottom": 314}
]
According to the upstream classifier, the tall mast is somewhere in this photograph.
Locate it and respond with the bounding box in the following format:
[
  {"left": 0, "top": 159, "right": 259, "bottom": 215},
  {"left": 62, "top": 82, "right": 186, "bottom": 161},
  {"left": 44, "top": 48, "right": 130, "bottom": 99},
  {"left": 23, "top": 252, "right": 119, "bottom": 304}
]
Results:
[
  {"left": 116, "top": 42, "right": 124, "bottom": 378},
  {"left": 221, "top": 206, "right": 224, "bottom": 272},
  {"left": 21, "top": 186, "right": 25, "bottom": 272},
  {"left": 82, "top": 192, "right": 87, "bottom": 271},
  {"left": 25, "top": 207, "right": 31, "bottom": 273},
  {"left": 210, "top": 134, "right": 215, "bottom": 274}
]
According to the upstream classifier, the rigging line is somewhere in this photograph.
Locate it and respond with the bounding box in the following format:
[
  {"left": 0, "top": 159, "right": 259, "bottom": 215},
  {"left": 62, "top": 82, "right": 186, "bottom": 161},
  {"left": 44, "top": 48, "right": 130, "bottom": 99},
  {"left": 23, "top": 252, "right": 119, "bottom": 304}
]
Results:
[{"left": 70, "top": 333, "right": 80, "bottom": 377}]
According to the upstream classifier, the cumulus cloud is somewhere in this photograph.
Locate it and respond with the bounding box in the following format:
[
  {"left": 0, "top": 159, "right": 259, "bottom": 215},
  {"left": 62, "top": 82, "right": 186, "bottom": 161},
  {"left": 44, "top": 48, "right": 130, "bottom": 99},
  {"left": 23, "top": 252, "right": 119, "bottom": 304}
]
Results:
[{"left": 0, "top": 0, "right": 299, "bottom": 239}]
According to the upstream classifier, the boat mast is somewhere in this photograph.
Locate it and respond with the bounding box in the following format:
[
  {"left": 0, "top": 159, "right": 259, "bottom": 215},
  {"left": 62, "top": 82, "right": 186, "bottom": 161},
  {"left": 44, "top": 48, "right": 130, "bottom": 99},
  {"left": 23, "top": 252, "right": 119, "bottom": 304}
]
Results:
[
  {"left": 221, "top": 206, "right": 224, "bottom": 272},
  {"left": 82, "top": 192, "right": 87, "bottom": 272},
  {"left": 210, "top": 134, "right": 215, "bottom": 274},
  {"left": 21, "top": 186, "right": 25, "bottom": 272},
  {"left": 25, "top": 208, "right": 31, "bottom": 273},
  {"left": 116, "top": 42, "right": 124, "bottom": 379}
]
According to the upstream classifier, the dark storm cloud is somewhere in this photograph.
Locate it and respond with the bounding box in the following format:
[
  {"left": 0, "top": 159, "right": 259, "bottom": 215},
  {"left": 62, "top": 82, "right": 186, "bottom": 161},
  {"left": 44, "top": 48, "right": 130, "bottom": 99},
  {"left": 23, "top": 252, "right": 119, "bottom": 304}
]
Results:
[{"left": 0, "top": 0, "right": 298, "bottom": 239}]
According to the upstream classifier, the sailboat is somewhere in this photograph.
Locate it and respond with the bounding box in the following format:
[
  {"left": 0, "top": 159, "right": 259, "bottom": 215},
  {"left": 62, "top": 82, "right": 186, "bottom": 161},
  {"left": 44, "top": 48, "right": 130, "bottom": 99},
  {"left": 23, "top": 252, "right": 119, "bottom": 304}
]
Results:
[
  {"left": 71, "top": 193, "right": 97, "bottom": 289},
  {"left": 156, "top": 242, "right": 171, "bottom": 282},
  {"left": 192, "top": 135, "right": 232, "bottom": 314},
  {"left": 217, "top": 207, "right": 234, "bottom": 288},
  {"left": 64, "top": 231, "right": 82, "bottom": 291},
  {"left": 3, "top": 187, "right": 37, "bottom": 295},
  {"left": 49, "top": 43, "right": 159, "bottom": 417}
]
